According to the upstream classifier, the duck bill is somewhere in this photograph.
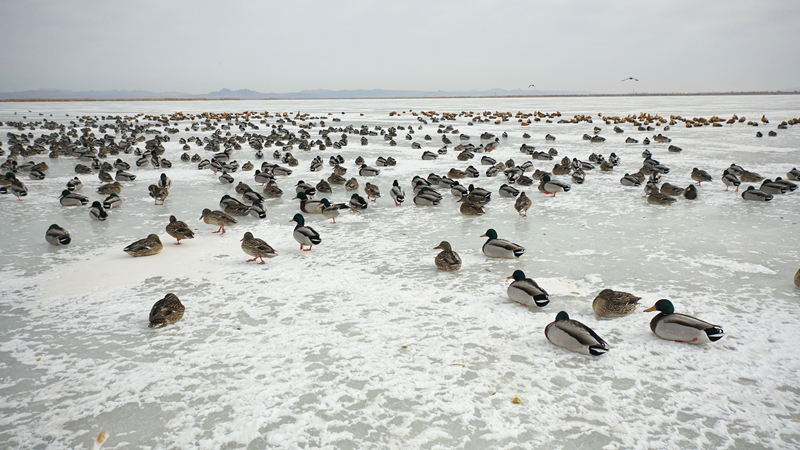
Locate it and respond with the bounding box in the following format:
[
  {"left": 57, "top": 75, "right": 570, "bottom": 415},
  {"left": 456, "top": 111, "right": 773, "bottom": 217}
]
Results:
[
  {"left": 479, "top": 233, "right": 487, "bottom": 237},
  {"left": 644, "top": 306, "right": 657, "bottom": 312}
]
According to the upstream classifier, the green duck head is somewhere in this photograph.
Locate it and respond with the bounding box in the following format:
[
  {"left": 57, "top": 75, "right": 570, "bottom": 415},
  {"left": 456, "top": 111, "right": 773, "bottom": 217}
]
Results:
[
  {"left": 294, "top": 191, "right": 309, "bottom": 200},
  {"left": 320, "top": 198, "right": 331, "bottom": 207},
  {"left": 481, "top": 228, "right": 498, "bottom": 239},
  {"left": 290, "top": 213, "right": 305, "bottom": 225},
  {"left": 554, "top": 311, "right": 570, "bottom": 322},
  {"left": 507, "top": 270, "right": 527, "bottom": 282},
  {"left": 60, "top": 190, "right": 72, "bottom": 197},
  {"left": 644, "top": 299, "right": 674, "bottom": 314}
]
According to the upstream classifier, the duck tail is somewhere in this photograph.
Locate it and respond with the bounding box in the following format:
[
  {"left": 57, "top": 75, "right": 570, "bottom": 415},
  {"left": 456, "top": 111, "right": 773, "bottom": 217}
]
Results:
[
  {"left": 588, "top": 345, "right": 609, "bottom": 356},
  {"left": 705, "top": 326, "right": 724, "bottom": 342}
]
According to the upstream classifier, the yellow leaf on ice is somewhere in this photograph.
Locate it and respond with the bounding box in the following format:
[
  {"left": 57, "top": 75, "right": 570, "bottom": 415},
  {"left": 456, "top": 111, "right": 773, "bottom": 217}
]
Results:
[{"left": 512, "top": 395, "right": 522, "bottom": 404}]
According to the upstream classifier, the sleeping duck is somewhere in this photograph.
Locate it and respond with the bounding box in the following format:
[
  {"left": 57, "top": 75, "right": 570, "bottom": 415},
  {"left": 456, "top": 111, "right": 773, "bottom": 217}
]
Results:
[{"left": 545, "top": 311, "right": 609, "bottom": 355}]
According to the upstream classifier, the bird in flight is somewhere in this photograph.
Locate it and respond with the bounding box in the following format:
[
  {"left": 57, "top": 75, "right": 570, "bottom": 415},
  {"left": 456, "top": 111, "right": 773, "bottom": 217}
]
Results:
[
  {"left": 621, "top": 77, "right": 639, "bottom": 82},
  {"left": 528, "top": 84, "right": 535, "bottom": 88}
]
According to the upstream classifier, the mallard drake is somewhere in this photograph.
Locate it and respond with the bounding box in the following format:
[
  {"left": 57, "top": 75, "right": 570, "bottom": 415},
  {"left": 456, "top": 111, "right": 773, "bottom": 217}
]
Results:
[
  {"left": 539, "top": 175, "right": 570, "bottom": 197},
  {"left": 364, "top": 182, "right": 381, "bottom": 201},
  {"left": 295, "top": 180, "right": 316, "bottom": 197},
  {"left": 499, "top": 184, "right": 519, "bottom": 198},
  {"left": 241, "top": 232, "right": 277, "bottom": 263},
  {"left": 115, "top": 170, "right": 136, "bottom": 182},
  {"left": 5, "top": 178, "right": 28, "bottom": 200},
  {"left": 684, "top": 184, "right": 698, "bottom": 200},
  {"left": 773, "top": 177, "right": 797, "bottom": 191},
  {"left": 263, "top": 179, "right": 283, "bottom": 198},
  {"left": 545, "top": 311, "right": 609, "bottom": 355},
  {"left": 59, "top": 189, "right": 89, "bottom": 206},
  {"left": 645, "top": 299, "right": 723, "bottom": 344},
  {"left": 450, "top": 181, "right": 468, "bottom": 197},
  {"left": 507, "top": 270, "right": 548, "bottom": 306},
  {"left": 691, "top": 168, "right": 713, "bottom": 184},
  {"left": 200, "top": 208, "right": 237, "bottom": 234},
  {"left": 293, "top": 191, "right": 323, "bottom": 214},
  {"left": 620, "top": 173, "right": 641, "bottom": 187},
  {"left": 316, "top": 179, "right": 332, "bottom": 194},
  {"left": 660, "top": 182, "right": 685, "bottom": 197},
  {"left": 166, "top": 215, "right": 194, "bottom": 244},
  {"left": 349, "top": 193, "right": 368, "bottom": 211},
  {"left": 390, "top": 180, "right": 405, "bottom": 206},
  {"left": 102, "top": 193, "right": 121, "bottom": 209},
  {"left": 45, "top": 224, "right": 71, "bottom": 245},
  {"left": 28, "top": 168, "right": 46, "bottom": 180},
  {"left": 722, "top": 169, "right": 741, "bottom": 191},
  {"left": 124, "top": 234, "right": 163, "bottom": 257},
  {"left": 571, "top": 168, "right": 586, "bottom": 184},
  {"left": 319, "top": 198, "right": 349, "bottom": 223},
  {"left": 481, "top": 229, "right": 524, "bottom": 258},
  {"left": 467, "top": 184, "right": 491, "bottom": 204},
  {"left": 592, "top": 289, "right": 640, "bottom": 317},
  {"left": 249, "top": 201, "right": 267, "bottom": 219},
  {"left": 253, "top": 169, "right": 273, "bottom": 186},
  {"left": 514, "top": 192, "right": 532, "bottom": 216},
  {"left": 113, "top": 159, "right": 130, "bottom": 170},
  {"left": 158, "top": 173, "right": 171, "bottom": 190},
  {"left": 647, "top": 192, "right": 676, "bottom": 205},
  {"left": 149, "top": 293, "right": 185, "bottom": 328},
  {"left": 218, "top": 171, "right": 234, "bottom": 184},
  {"left": 97, "top": 182, "right": 122, "bottom": 195},
  {"left": 290, "top": 213, "right": 321, "bottom": 251},
  {"left": 243, "top": 188, "right": 264, "bottom": 204},
  {"left": 89, "top": 201, "right": 108, "bottom": 221},
  {"left": 433, "top": 241, "right": 462, "bottom": 271},
  {"left": 414, "top": 187, "right": 441, "bottom": 206},
  {"left": 269, "top": 164, "right": 293, "bottom": 176},
  {"left": 787, "top": 168, "right": 800, "bottom": 181},
  {"left": 459, "top": 197, "right": 485, "bottom": 215},
  {"left": 741, "top": 185, "right": 773, "bottom": 201},
  {"left": 359, "top": 164, "right": 380, "bottom": 176},
  {"left": 345, "top": 177, "right": 360, "bottom": 191},
  {"left": 148, "top": 184, "right": 168, "bottom": 205},
  {"left": 66, "top": 177, "right": 83, "bottom": 191},
  {"left": 759, "top": 179, "right": 789, "bottom": 195}
]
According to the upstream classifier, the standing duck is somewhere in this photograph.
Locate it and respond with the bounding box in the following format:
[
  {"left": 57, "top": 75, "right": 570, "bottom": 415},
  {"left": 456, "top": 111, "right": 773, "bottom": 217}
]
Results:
[
  {"left": 481, "top": 229, "right": 524, "bottom": 259},
  {"left": 645, "top": 299, "right": 723, "bottom": 344},
  {"left": 433, "top": 241, "right": 462, "bottom": 271},
  {"left": 539, "top": 175, "right": 570, "bottom": 197},
  {"left": 319, "top": 198, "right": 349, "bottom": 223},
  {"left": 148, "top": 184, "right": 169, "bottom": 205},
  {"left": 241, "top": 232, "right": 277, "bottom": 264},
  {"left": 364, "top": 182, "right": 381, "bottom": 201},
  {"left": 290, "top": 213, "right": 321, "bottom": 251},
  {"left": 691, "top": 168, "right": 713, "bottom": 185},
  {"left": 507, "top": 270, "right": 549, "bottom": 306},
  {"left": 390, "top": 180, "right": 405, "bottom": 206},
  {"left": 45, "top": 224, "right": 71, "bottom": 245},
  {"left": 722, "top": 169, "right": 741, "bottom": 191},
  {"left": 200, "top": 208, "right": 237, "bottom": 234},
  {"left": 545, "top": 311, "right": 609, "bottom": 355},
  {"left": 592, "top": 289, "right": 640, "bottom": 317},
  {"left": 514, "top": 192, "right": 532, "bottom": 216},
  {"left": 149, "top": 293, "right": 185, "bottom": 328},
  {"left": 293, "top": 191, "right": 323, "bottom": 214},
  {"left": 166, "top": 215, "right": 194, "bottom": 244},
  {"left": 124, "top": 234, "right": 163, "bottom": 257}
]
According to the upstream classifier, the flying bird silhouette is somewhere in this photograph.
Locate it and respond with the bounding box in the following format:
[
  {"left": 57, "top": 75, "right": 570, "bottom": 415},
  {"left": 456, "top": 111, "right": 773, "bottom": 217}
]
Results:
[
  {"left": 621, "top": 77, "right": 639, "bottom": 82},
  {"left": 528, "top": 84, "right": 535, "bottom": 88}
]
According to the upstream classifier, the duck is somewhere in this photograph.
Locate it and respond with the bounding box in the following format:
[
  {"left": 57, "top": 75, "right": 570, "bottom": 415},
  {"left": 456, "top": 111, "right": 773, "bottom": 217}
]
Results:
[
  {"left": 200, "top": 208, "right": 237, "bottom": 234},
  {"left": 28, "top": 168, "right": 46, "bottom": 180},
  {"left": 359, "top": 164, "right": 380, "bottom": 176},
  {"left": 235, "top": 181, "right": 252, "bottom": 195},
  {"left": 759, "top": 179, "right": 789, "bottom": 195},
  {"left": 295, "top": 180, "right": 316, "bottom": 197},
  {"left": 66, "top": 177, "right": 83, "bottom": 191},
  {"left": 293, "top": 191, "right": 323, "bottom": 214},
  {"left": 102, "top": 193, "right": 121, "bottom": 209},
  {"left": 413, "top": 187, "right": 442, "bottom": 206},
  {"left": 345, "top": 177, "right": 360, "bottom": 191},
  {"left": 269, "top": 164, "right": 293, "bottom": 176},
  {"left": 89, "top": 201, "right": 108, "bottom": 221},
  {"left": 253, "top": 169, "right": 273, "bottom": 186},
  {"left": 433, "top": 241, "right": 462, "bottom": 271},
  {"left": 218, "top": 172, "right": 234, "bottom": 184},
  {"left": 166, "top": 215, "right": 194, "bottom": 244},
  {"left": 467, "top": 184, "right": 491, "bottom": 204},
  {"left": 539, "top": 175, "right": 570, "bottom": 197},
  {"left": 319, "top": 198, "right": 350, "bottom": 223},
  {"left": 98, "top": 170, "right": 114, "bottom": 183},
  {"left": 6, "top": 178, "right": 28, "bottom": 200},
  {"left": 507, "top": 270, "right": 549, "bottom": 307},
  {"left": 390, "top": 180, "right": 405, "bottom": 206},
  {"left": 691, "top": 168, "right": 713, "bottom": 185},
  {"left": 290, "top": 213, "right": 321, "bottom": 251},
  {"left": 97, "top": 182, "right": 122, "bottom": 195},
  {"left": 249, "top": 201, "right": 267, "bottom": 219},
  {"left": 59, "top": 189, "right": 89, "bottom": 206},
  {"left": 316, "top": 179, "right": 332, "bottom": 194},
  {"left": 545, "top": 311, "right": 609, "bottom": 355},
  {"left": 481, "top": 229, "right": 524, "bottom": 259},
  {"left": 684, "top": 184, "right": 698, "bottom": 200},
  {"left": 722, "top": 171, "right": 741, "bottom": 192},
  {"left": 115, "top": 170, "right": 136, "bottom": 182},
  {"left": 223, "top": 200, "right": 251, "bottom": 217},
  {"left": 571, "top": 168, "right": 586, "bottom": 184},
  {"left": 241, "top": 232, "right": 277, "bottom": 264},
  {"left": 772, "top": 177, "right": 797, "bottom": 191},
  {"left": 514, "top": 192, "right": 532, "bottom": 216},
  {"left": 795, "top": 268, "right": 800, "bottom": 287},
  {"left": 263, "top": 179, "right": 283, "bottom": 198},
  {"left": 242, "top": 188, "right": 264, "bottom": 204},
  {"left": 158, "top": 173, "right": 171, "bottom": 190},
  {"left": 124, "top": 234, "right": 163, "bottom": 257},
  {"left": 645, "top": 299, "right": 723, "bottom": 344},
  {"left": 45, "top": 224, "right": 71, "bottom": 245},
  {"left": 364, "top": 182, "right": 381, "bottom": 201},
  {"left": 328, "top": 173, "right": 346, "bottom": 185},
  {"left": 660, "top": 182, "right": 685, "bottom": 197},
  {"left": 450, "top": 181, "right": 468, "bottom": 197},
  {"left": 787, "top": 168, "right": 800, "bottom": 181},
  {"left": 148, "top": 293, "right": 185, "bottom": 328},
  {"left": 447, "top": 168, "right": 466, "bottom": 179},
  {"left": 349, "top": 193, "right": 368, "bottom": 211},
  {"left": 620, "top": 173, "right": 641, "bottom": 187},
  {"left": 647, "top": 192, "right": 676, "bottom": 205},
  {"left": 459, "top": 197, "right": 485, "bottom": 215},
  {"left": 592, "top": 289, "right": 640, "bottom": 317},
  {"left": 148, "top": 184, "right": 169, "bottom": 205},
  {"left": 499, "top": 184, "right": 520, "bottom": 198},
  {"left": 741, "top": 185, "right": 773, "bottom": 201}
]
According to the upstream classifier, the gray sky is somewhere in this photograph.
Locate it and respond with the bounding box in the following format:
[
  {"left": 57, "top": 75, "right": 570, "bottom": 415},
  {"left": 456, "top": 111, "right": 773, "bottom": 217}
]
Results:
[{"left": 1, "top": 0, "right": 798, "bottom": 95}]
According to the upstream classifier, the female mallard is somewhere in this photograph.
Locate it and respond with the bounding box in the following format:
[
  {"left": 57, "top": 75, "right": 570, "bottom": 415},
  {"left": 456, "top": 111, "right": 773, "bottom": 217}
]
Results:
[
  {"left": 97, "top": 182, "right": 122, "bottom": 195},
  {"left": 316, "top": 179, "right": 332, "bottom": 194},
  {"left": 98, "top": 170, "right": 114, "bottom": 183},
  {"left": 645, "top": 299, "right": 724, "bottom": 344},
  {"left": 328, "top": 173, "right": 346, "bottom": 185},
  {"left": 290, "top": 213, "right": 321, "bottom": 251},
  {"left": 691, "top": 168, "right": 713, "bottom": 185},
  {"left": 102, "top": 193, "right": 121, "bottom": 209},
  {"left": 545, "top": 311, "right": 609, "bottom": 355},
  {"left": 319, "top": 198, "right": 349, "bottom": 223},
  {"left": 459, "top": 197, "right": 485, "bottom": 215},
  {"left": 166, "top": 215, "right": 194, "bottom": 244},
  {"left": 45, "top": 224, "right": 71, "bottom": 245},
  {"left": 481, "top": 229, "right": 524, "bottom": 259},
  {"left": 149, "top": 293, "right": 185, "bottom": 328},
  {"left": 514, "top": 192, "right": 532, "bottom": 216},
  {"left": 507, "top": 270, "right": 548, "bottom": 307},
  {"left": 390, "top": 180, "right": 405, "bottom": 206},
  {"left": 647, "top": 192, "right": 676, "bottom": 205},
  {"left": 741, "top": 186, "right": 773, "bottom": 201},
  {"left": 241, "top": 231, "right": 277, "bottom": 264},
  {"left": 200, "top": 208, "right": 237, "bottom": 234},
  {"left": 148, "top": 184, "right": 168, "bottom": 205},
  {"left": 539, "top": 175, "right": 570, "bottom": 197},
  {"left": 59, "top": 189, "right": 89, "bottom": 206},
  {"left": 660, "top": 182, "right": 685, "bottom": 197},
  {"left": 345, "top": 177, "right": 360, "bottom": 191},
  {"left": 124, "top": 234, "right": 163, "bottom": 257},
  {"left": 364, "top": 182, "right": 381, "bottom": 201},
  {"left": 592, "top": 289, "right": 640, "bottom": 317},
  {"left": 89, "top": 201, "right": 108, "bottom": 221},
  {"left": 262, "top": 179, "right": 283, "bottom": 198},
  {"left": 433, "top": 241, "right": 462, "bottom": 271},
  {"left": 795, "top": 268, "right": 800, "bottom": 287},
  {"left": 447, "top": 168, "right": 466, "bottom": 179},
  {"left": 294, "top": 191, "right": 323, "bottom": 214}
]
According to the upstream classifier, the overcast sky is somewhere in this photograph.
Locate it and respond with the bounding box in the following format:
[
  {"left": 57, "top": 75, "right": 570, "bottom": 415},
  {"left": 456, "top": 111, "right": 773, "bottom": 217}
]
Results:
[{"left": 1, "top": 0, "right": 798, "bottom": 95}]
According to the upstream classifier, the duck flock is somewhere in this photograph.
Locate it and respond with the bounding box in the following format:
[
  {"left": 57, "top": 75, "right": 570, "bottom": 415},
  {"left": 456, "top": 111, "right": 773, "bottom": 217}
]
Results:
[{"left": 1, "top": 101, "right": 799, "bottom": 447}]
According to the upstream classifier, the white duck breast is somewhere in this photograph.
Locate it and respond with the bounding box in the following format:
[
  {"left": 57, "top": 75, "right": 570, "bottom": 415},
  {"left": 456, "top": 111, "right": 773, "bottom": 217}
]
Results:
[{"left": 545, "top": 313, "right": 609, "bottom": 356}]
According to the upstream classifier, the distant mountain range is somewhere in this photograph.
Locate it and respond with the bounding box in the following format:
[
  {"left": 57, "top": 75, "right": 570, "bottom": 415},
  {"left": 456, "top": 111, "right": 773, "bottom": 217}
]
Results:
[{"left": 0, "top": 87, "right": 590, "bottom": 100}]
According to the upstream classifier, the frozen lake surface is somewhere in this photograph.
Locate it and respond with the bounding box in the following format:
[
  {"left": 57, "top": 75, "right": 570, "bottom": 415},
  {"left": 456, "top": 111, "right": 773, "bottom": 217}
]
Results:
[{"left": 0, "top": 96, "right": 799, "bottom": 449}]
